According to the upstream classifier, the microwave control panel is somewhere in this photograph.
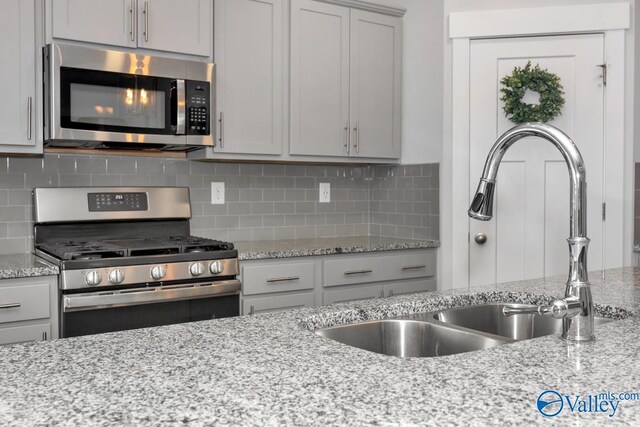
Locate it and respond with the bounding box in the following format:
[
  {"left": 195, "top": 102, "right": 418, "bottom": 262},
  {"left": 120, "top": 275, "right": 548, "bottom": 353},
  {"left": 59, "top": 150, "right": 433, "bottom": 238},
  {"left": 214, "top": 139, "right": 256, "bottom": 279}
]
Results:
[{"left": 186, "top": 80, "right": 210, "bottom": 135}]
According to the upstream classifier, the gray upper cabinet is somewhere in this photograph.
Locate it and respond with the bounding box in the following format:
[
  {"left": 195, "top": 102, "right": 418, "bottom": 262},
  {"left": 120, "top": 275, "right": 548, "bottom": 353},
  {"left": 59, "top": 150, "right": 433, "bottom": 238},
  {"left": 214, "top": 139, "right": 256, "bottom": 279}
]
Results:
[
  {"left": 0, "top": 0, "right": 40, "bottom": 154},
  {"left": 51, "top": 0, "right": 135, "bottom": 49},
  {"left": 51, "top": 0, "right": 212, "bottom": 57},
  {"left": 215, "top": 0, "right": 285, "bottom": 155},
  {"left": 136, "top": 0, "right": 211, "bottom": 57},
  {"left": 290, "top": 0, "right": 402, "bottom": 160},
  {"left": 349, "top": 9, "right": 402, "bottom": 159},
  {"left": 290, "top": 0, "right": 351, "bottom": 157}
]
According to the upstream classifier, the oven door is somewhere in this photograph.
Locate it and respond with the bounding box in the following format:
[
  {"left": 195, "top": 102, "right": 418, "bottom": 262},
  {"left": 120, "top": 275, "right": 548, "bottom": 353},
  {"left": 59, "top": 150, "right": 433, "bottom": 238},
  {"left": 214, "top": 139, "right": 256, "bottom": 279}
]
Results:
[{"left": 60, "top": 280, "right": 240, "bottom": 338}]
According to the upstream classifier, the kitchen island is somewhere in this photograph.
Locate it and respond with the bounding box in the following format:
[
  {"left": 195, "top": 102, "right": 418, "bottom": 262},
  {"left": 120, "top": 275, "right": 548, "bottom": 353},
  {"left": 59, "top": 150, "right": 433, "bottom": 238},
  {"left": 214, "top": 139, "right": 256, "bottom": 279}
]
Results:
[{"left": 0, "top": 268, "right": 639, "bottom": 426}]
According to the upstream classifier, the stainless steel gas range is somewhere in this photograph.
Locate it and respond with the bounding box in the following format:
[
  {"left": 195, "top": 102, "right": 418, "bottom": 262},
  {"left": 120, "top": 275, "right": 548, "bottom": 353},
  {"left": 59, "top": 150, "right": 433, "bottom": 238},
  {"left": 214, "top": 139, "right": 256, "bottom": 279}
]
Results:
[{"left": 33, "top": 187, "right": 240, "bottom": 338}]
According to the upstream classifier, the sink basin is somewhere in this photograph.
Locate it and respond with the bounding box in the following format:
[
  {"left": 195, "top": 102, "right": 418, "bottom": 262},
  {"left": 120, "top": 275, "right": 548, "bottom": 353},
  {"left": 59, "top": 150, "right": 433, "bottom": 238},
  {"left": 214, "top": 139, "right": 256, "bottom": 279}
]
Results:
[
  {"left": 433, "top": 303, "right": 614, "bottom": 341},
  {"left": 315, "top": 319, "right": 508, "bottom": 357}
]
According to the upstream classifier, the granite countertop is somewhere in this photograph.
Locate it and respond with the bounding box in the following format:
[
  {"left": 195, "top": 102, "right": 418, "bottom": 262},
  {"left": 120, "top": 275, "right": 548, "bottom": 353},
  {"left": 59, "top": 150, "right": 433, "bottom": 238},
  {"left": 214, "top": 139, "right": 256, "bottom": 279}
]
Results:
[
  {"left": 235, "top": 235, "right": 440, "bottom": 261},
  {"left": 0, "top": 254, "right": 59, "bottom": 280},
  {"left": 1, "top": 268, "right": 639, "bottom": 425}
]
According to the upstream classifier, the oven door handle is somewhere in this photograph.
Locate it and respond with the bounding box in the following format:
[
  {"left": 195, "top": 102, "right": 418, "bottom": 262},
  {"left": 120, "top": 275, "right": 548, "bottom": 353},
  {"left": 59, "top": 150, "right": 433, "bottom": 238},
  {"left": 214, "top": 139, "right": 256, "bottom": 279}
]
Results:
[{"left": 62, "top": 280, "right": 241, "bottom": 313}]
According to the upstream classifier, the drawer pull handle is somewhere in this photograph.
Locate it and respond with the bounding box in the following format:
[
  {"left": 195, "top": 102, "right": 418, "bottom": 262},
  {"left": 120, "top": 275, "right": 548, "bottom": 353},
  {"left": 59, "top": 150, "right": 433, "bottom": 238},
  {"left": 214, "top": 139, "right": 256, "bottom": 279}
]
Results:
[
  {"left": 0, "top": 303, "right": 21, "bottom": 310},
  {"left": 344, "top": 269, "right": 373, "bottom": 276},
  {"left": 266, "top": 276, "right": 300, "bottom": 283},
  {"left": 402, "top": 265, "right": 426, "bottom": 271}
]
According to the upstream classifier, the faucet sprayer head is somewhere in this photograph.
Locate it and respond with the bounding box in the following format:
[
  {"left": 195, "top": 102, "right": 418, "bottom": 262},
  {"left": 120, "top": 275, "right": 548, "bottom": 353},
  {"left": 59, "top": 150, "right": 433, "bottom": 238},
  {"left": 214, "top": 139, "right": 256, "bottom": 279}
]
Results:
[{"left": 468, "top": 179, "right": 495, "bottom": 221}]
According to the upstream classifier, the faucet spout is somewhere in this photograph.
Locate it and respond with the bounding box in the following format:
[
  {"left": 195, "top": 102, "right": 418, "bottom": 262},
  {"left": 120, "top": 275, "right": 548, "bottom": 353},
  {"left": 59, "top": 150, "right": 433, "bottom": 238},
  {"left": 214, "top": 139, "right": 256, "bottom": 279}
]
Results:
[{"left": 469, "top": 122, "right": 594, "bottom": 341}]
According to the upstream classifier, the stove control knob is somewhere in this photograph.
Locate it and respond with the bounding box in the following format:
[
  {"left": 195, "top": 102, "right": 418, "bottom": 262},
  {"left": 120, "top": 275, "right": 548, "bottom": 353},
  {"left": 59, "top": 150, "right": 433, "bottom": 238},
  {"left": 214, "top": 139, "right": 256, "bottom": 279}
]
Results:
[
  {"left": 150, "top": 265, "right": 167, "bottom": 280},
  {"left": 109, "top": 269, "right": 125, "bottom": 284},
  {"left": 209, "top": 260, "right": 223, "bottom": 275},
  {"left": 190, "top": 262, "right": 205, "bottom": 277},
  {"left": 85, "top": 271, "right": 102, "bottom": 286}
]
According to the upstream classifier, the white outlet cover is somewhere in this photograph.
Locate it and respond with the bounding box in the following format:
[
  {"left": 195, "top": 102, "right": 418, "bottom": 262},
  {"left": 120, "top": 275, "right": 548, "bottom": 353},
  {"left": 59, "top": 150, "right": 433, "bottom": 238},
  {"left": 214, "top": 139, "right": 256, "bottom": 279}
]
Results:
[
  {"left": 319, "top": 182, "right": 330, "bottom": 203},
  {"left": 211, "top": 182, "right": 225, "bottom": 204}
]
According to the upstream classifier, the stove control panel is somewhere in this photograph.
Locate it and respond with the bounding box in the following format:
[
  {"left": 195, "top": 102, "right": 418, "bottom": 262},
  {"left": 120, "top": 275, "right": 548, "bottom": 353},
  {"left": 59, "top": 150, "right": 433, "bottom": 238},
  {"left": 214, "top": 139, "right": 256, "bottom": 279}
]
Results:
[
  {"left": 88, "top": 192, "right": 148, "bottom": 212},
  {"left": 60, "top": 259, "right": 240, "bottom": 290}
]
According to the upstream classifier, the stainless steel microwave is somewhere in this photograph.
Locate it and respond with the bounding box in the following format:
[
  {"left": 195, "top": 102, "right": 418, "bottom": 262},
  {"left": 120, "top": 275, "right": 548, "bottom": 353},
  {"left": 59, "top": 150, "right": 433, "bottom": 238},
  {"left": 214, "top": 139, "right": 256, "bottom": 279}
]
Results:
[{"left": 43, "top": 43, "right": 215, "bottom": 151}]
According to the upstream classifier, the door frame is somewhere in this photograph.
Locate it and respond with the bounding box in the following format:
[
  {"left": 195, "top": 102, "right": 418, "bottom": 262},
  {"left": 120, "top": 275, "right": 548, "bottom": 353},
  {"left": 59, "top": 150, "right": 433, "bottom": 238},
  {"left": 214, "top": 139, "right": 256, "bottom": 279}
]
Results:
[{"left": 443, "top": 3, "right": 631, "bottom": 290}]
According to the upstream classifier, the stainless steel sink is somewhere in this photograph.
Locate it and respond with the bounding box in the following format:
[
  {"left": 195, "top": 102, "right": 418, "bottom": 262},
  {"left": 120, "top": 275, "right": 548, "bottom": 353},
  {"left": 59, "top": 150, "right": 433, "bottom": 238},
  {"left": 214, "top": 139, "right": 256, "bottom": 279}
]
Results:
[
  {"left": 313, "top": 302, "right": 619, "bottom": 358},
  {"left": 433, "top": 303, "right": 614, "bottom": 341},
  {"left": 315, "top": 319, "right": 508, "bottom": 357}
]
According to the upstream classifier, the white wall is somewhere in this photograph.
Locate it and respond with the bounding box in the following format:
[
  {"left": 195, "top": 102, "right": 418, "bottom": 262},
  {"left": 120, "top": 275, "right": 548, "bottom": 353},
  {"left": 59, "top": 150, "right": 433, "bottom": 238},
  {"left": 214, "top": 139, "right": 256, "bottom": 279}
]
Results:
[{"left": 380, "top": 0, "right": 444, "bottom": 165}]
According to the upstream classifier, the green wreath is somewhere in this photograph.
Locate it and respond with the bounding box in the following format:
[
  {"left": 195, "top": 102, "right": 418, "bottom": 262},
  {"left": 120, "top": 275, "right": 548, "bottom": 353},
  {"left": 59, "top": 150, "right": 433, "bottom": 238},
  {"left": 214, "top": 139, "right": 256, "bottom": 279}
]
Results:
[{"left": 500, "top": 61, "right": 565, "bottom": 124}]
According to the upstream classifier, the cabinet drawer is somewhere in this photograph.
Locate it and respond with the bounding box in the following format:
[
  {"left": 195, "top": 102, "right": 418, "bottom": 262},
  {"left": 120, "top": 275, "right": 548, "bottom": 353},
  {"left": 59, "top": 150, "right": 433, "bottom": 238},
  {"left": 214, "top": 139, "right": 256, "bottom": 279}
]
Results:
[
  {"left": 243, "top": 292, "right": 314, "bottom": 315},
  {"left": 242, "top": 262, "right": 315, "bottom": 296},
  {"left": 323, "top": 284, "right": 383, "bottom": 305},
  {"left": 323, "top": 257, "right": 381, "bottom": 287},
  {"left": 384, "top": 278, "right": 436, "bottom": 297},
  {"left": 388, "top": 252, "right": 436, "bottom": 280},
  {"left": 0, "top": 283, "right": 50, "bottom": 324},
  {"left": 0, "top": 323, "right": 50, "bottom": 346}
]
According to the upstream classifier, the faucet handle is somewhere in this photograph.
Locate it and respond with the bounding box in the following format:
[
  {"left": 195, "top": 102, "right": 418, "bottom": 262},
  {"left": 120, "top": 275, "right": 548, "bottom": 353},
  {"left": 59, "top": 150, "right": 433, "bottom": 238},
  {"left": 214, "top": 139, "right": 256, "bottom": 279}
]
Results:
[{"left": 503, "top": 298, "right": 581, "bottom": 319}]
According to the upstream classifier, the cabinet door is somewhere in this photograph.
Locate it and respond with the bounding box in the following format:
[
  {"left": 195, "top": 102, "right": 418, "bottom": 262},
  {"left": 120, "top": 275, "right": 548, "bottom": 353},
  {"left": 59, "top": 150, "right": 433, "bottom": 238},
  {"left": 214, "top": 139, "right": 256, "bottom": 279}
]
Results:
[
  {"left": 383, "top": 279, "right": 436, "bottom": 298},
  {"left": 242, "top": 292, "right": 314, "bottom": 315},
  {"left": 137, "top": 0, "right": 211, "bottom": 57},
  {"left": 215, "top": 0, "right": 284, "bottom": 155},
  {"left": 323, "top": 284, "right": 383, "bottom": 305},
  {"left": 0, "top": 0, "right": 36, "bottom": 152},
  {"left": 52, "top": 0, "right": 136, "bottom": 48},
  {"left": 290, "top": 0, "right": 350, "bottom": 157},
  {"left": 349, "top": 9, "right": 402, "bottom": 159},
  {"left": 0, "top": 323, "right": 50, "bottom": 346}
]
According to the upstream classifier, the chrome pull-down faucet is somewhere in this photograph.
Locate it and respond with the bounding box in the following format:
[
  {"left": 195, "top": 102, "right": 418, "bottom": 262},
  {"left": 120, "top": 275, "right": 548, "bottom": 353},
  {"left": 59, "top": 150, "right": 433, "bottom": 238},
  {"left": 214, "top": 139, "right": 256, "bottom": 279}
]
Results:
[{"left": 468, "top": 122, "right": 594, "bottom": 341}]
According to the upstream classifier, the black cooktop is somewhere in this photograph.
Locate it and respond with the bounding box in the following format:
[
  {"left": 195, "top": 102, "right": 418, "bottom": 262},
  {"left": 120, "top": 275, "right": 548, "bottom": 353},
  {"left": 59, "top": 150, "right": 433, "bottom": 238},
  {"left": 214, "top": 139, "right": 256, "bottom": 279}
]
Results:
[{"left": 37, "top": 236, "right": 234, "bottom": 261}]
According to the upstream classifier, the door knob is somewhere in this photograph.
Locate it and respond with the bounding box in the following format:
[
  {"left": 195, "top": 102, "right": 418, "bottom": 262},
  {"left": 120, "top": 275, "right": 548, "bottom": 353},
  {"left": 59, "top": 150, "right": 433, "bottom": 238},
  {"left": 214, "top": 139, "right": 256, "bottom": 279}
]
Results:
[{"left": 474, "top": 232, "right": 488, "bottom": 245}]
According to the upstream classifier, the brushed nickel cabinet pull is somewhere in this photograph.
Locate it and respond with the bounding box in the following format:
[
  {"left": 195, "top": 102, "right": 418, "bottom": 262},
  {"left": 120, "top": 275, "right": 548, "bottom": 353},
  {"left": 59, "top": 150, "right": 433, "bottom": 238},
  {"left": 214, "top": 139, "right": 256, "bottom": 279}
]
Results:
[
  {"left": 0, "top": 303, "right": 21, "bottom": 310},
  {"left": 249, "top": 305, "right": 255, "bottom": 315},
  {"left": 219, "top": 112, "right": 225, "bottom": 148},
  {"left": 344, "top": 269, "right": 372, "bottom": 276},
  {"left": 130, "top": 0, "right": 136, "bottom": 42},
  {"left": 401, "top": 265, "right": 426, "bottom": 271},
  {"left": 27, "top": 97, "right": 32, "bottom": 140},
  {"left": 353, "top": 121, "right": 360, "bottom": 153},
  {"left": 143, "top": 1, "right": 149, "bottom": 42},
  {"left": 266, "top": 276, "right": 300, "bottom": 283},
  {"left": 380, "top": 290, "right": 384, "bottom": 298},
  {"left": 42, "top": 331, "right": 47, "bottom": 341},
  {"left": 344, "top": 122, "right": 350, "bottom": 154}
]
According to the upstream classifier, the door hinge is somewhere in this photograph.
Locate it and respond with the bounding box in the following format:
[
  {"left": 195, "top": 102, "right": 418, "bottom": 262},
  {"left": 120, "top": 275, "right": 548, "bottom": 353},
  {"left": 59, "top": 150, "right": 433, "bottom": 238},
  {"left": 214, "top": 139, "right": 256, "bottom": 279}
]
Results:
[
  {"left": 602, "top": 203, "right": 606, "bottom": 221},
  {"left": 597, "top": 64, "right": 607, "bottom": 86}
]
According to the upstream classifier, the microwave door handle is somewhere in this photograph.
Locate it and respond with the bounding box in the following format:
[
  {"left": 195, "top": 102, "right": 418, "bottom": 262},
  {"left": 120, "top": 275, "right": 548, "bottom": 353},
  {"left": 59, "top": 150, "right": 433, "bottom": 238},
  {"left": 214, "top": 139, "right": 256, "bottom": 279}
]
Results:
[{"left": 175, "top": 79, "right": 186, "bottom": 135}]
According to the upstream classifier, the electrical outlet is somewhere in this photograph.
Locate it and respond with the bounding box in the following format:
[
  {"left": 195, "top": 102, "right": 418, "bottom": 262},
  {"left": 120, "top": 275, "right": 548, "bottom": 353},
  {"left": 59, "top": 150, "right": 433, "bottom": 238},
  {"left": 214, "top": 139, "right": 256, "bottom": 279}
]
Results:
[
  {"left": 319, "top": 183, "right": 330, "bottom": 203},
  {"left": 211, "top": 182, "right": 225, "bottom": 204}
]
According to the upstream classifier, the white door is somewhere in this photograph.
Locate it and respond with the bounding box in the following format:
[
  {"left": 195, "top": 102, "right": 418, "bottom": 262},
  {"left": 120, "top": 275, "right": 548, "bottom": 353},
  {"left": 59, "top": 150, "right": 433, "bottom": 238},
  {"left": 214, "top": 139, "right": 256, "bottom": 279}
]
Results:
[
  {"left": 215, "top": 0, "right": 284, "bottom": 155},
  {"left": 349, "top": 9, "right": 402, "bottom": 159},
  {"left": 290, "top": 0, "right": 350, "bottom": 157},
  {"left": 469, "top": 34, "right": 605, "bottom": 286}
]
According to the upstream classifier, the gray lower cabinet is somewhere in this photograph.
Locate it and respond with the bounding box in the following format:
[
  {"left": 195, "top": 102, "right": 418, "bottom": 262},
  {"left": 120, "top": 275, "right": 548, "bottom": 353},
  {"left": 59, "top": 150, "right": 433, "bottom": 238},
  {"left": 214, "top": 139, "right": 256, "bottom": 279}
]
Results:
[
  {"left": 242, "top": 292, "right": 315, "bottom": 315},
  {"left": 0, "top": 276, "right": 58, "bottom": 345},
  {"left": 240, "top": 249, "right": 437, "bottom": 313}
]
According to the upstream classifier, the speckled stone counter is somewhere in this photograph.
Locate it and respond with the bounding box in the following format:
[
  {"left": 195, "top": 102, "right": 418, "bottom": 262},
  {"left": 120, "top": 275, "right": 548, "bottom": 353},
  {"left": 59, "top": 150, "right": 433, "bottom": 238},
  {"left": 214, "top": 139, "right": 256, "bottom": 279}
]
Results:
[
  {"left": 1, "top": 268, "right": 639, "bottom": 426},
  {"left": 0, "top": 254, "right": 58, "bottom": 279},
  {"left": 235, "top": 235, "right": 439, "bottom": 261}
]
